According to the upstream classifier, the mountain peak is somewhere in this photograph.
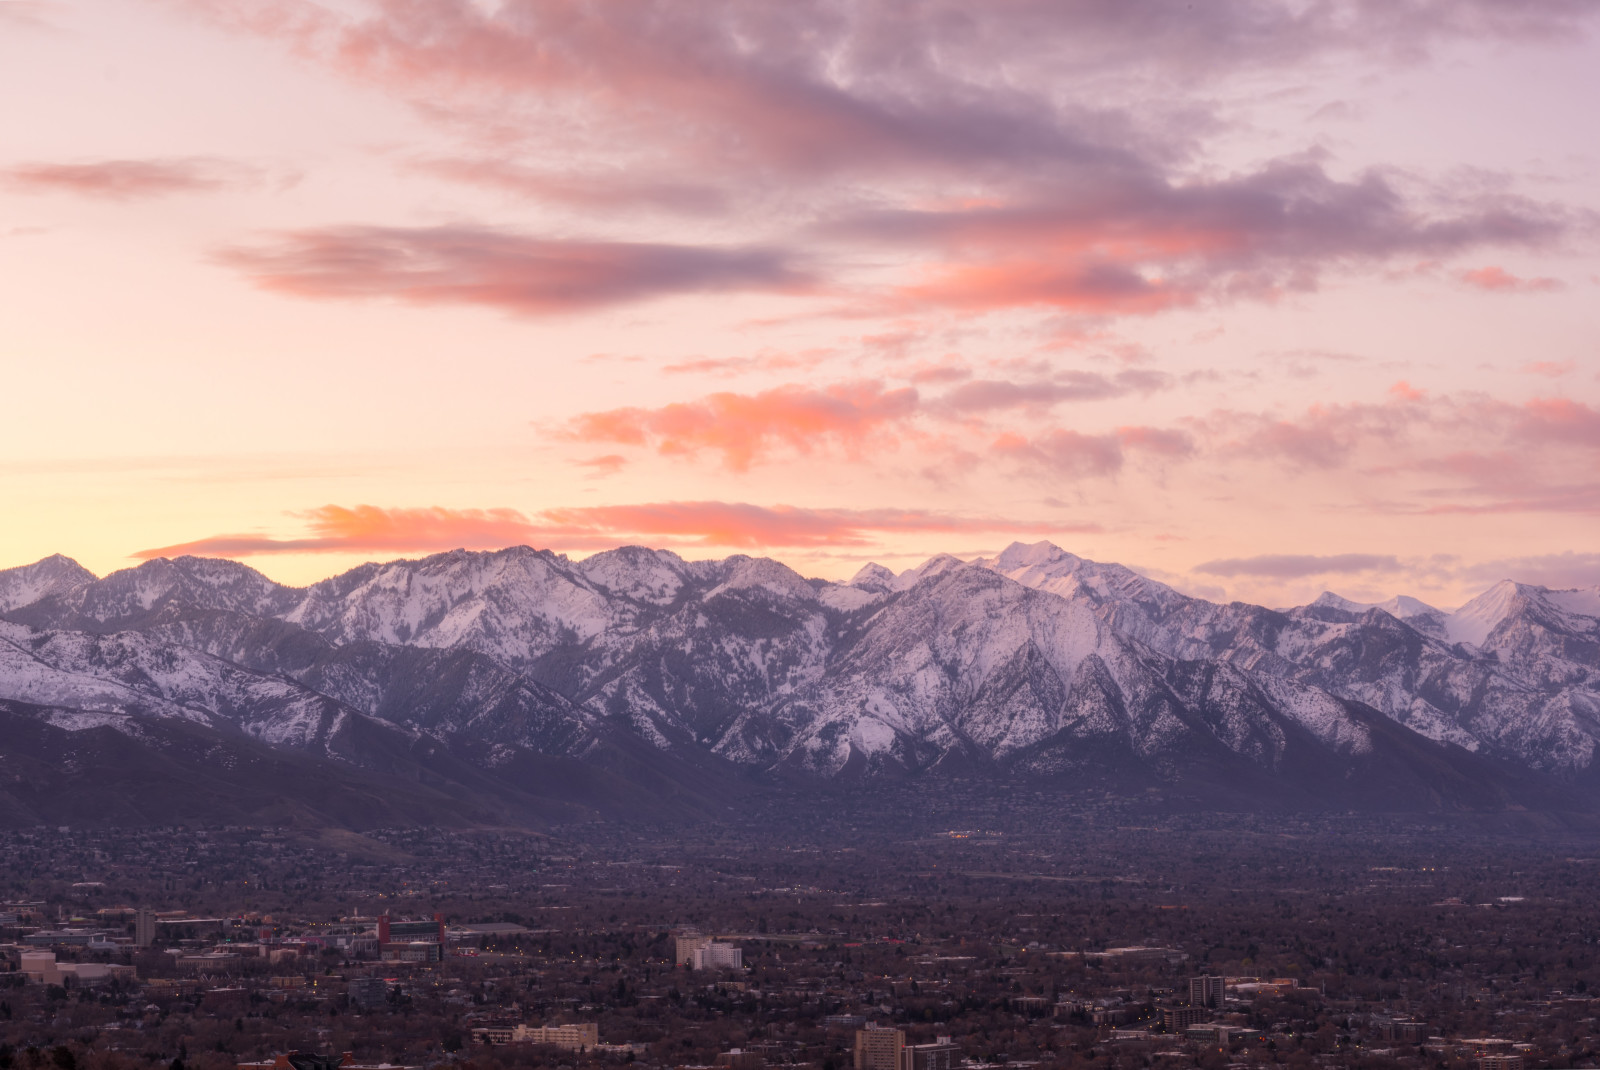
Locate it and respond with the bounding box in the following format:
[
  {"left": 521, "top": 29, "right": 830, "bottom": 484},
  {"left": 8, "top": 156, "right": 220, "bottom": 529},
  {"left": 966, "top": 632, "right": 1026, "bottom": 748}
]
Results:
[
  {"left": 1445, "top": 579, "right": 1528, "bottom": 647},
  {"left": 0, "top": 553, "right": 98, "bottom": 613},
  {"left": 849, "top": 563, "right": 897, "bottom": 593}
]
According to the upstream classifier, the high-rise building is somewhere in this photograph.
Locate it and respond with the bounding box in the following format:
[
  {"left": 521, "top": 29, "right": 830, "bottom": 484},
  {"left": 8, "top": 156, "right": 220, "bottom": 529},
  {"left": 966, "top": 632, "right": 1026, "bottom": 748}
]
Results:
[
  {"left": 693, "top": 942, "right": 743, "bottom": 970},
  {"left": 347, "top": 977, "right": 388, "bottom": 1010},
  {"left": 1189, "top": 975, "right": 1225, "bottom": 1009},
  {"left": 674, "top": 930, "right": 711, "bottom": 966},
  {"left": 135, "top": 909, "right": 157, "bottom": 948},
  {"left": 855, "top": 1026, "right": 905, "bottom": 1070}
]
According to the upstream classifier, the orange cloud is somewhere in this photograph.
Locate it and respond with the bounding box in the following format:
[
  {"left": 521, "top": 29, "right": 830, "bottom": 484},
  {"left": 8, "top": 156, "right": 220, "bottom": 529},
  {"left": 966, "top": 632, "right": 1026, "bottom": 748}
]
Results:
[
  {"left": 3, "top": 158, "right": 250, "bottom": 200},
  {"left": 1521, "top": 360, "right": 1575, "bottom": 378},
  {"left": 575, "top": 454, "right": 628, "bottom": 477},
  {"left": 132, "top": 501, "right": 1091, "bottom": 558},
  {"left": 1460, "top": 266, "right": 1564, "bottom": 293},
  {"left": 569, "top": 381, "right": 920, "bottom": 470}
]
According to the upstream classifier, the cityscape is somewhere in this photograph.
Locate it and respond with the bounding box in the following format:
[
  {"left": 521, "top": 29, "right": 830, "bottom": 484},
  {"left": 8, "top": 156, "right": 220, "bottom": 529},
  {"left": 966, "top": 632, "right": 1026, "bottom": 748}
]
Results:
[{"left": 5, "top": 805, "right": 1600, "bottom": 1070}]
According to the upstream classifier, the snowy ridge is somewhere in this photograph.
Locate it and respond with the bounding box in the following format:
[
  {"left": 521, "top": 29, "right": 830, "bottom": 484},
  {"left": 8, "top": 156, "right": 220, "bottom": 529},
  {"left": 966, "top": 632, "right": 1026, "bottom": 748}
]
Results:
[{"left": 1, "top": 542, "right": 1597, "bottom": 806}]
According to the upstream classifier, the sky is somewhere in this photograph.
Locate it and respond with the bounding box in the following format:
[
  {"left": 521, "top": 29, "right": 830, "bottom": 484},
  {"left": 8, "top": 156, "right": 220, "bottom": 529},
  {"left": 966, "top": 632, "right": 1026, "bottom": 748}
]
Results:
[{"left": 1, "top": 0, "right": 1597, "bottom": 609}]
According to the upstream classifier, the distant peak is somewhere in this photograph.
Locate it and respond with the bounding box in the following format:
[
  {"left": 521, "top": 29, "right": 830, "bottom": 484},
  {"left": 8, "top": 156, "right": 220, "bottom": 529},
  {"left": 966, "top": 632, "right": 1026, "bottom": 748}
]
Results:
[
  {"left": 849, "top": 563, "right": 897, "bottom": 592},
  {"left": 991, "top": 540, "right": 1076, "bottom": 569}
]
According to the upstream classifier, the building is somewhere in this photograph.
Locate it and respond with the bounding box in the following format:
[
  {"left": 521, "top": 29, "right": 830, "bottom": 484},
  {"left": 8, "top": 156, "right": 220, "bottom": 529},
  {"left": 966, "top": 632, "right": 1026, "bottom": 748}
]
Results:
[
  {"left": 471, "top": 1024, "right": 599, "bottom": 1050},
  {"left": 693, "top": 941, "right": 743, "bottom": 970},
  {"left": 1478, "top": 1057, "right": 1523, "bottom": 1070},
  {"left": 902, "top": 1039, "right": 959, "bottom": 1070},
  {"left": 1189, "top": 975, "right": 1225, "bottom": 1008},
  {"left": 675, "top": 930, "right": 712, "bottom": 965},
  {"left": 347, "top": 977, "right": 389, "bottom": 1010},
  {"left": 1159, "top": 1006, "right": 1209, "bottom": 1032},
  {"left": 18, "top": 952, "right": 128, "bottom": 987},
  {"left": 378, "top": 914, "right": 445, "bottom": 963},
  {"left": 855, "top": 1025, "right": 905, "bottom": 1070},
  {"left": 468, "top": 1024, "right": 518, "bottom": 1046},
  {"left": 513, "top": 1024, "right": 600, "bottom": 1050},
  {"left": 1185, "top": 1024, "right": 1261, "bottom": 1045},
  {"left": 135, "top": 909, "right": 157, "bottom": 948},
  {"left": 1373, "top": 1017, "right": 1427, "bottom": 1043},
  {"left": 715, "top": 1050, "right": 765, "bottom": 1070}
]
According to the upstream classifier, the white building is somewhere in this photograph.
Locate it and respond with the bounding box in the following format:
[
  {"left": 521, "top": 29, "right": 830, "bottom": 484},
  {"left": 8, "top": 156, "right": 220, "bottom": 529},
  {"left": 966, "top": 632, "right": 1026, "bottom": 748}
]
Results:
[{"left": 693, "top": 942, "right": 743, "bottom": 970}]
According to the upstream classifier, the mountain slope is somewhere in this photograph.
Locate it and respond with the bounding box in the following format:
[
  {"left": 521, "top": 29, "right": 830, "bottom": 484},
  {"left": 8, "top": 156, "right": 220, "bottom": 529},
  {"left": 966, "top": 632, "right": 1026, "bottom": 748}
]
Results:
[{"left": 1, "top": 543, "right": 1596, "bottom": 825}]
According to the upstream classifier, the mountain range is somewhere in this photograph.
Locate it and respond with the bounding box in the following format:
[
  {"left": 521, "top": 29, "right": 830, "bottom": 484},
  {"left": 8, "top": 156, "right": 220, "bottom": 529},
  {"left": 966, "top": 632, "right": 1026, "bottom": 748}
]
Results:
[{"left": 0, "top": 542, "right": 1596, "bottom": 828}]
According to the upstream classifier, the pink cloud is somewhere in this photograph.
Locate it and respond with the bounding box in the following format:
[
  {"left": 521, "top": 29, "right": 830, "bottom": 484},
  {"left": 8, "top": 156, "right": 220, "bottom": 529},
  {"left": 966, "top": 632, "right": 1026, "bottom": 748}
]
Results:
[
  {"left": 568, "top": 381, "right": 920, "bottom": 470},
  {"left": 575, "top": 454, "right": 628, "bottom": 477},
  {"left": 1116, "top": 425, "right": 1195, "bottom": 457},
  {"left": 3, "top": 158, "right": 249, "bottom": 200},
  {"left": 1514, "top": 397, "right": 1600, "bottom": 448},
  {"left": 1460, "top": 265, "right": 1564, "bottom": 293},
  {"left": 991, "top": 429, "right": 1126, "bottom": 479},
  {"left": 1522, "top": 360, "right": 1575, "bottom": 378},
  {"left": 132, "top": 501, "right": 1087, "bottom": 557},
  {"left": 932, "top": 370, "right": 1170, "bottom": 415},
  {"left": 175, "top": 1, "right": 1577, "bottom": 324},
  {"left": 569, "top": 373, "right": 1193, "bottom": 472},
  {"left": 214, "top": 226, "right": 812, "bottom": 314}
]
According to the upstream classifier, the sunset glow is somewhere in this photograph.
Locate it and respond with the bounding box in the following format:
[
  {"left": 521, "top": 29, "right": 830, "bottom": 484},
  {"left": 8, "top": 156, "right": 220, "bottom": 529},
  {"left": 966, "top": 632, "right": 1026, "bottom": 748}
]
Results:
[{"left": 3, "top": 0, "right": 1597, "bottom": 607}]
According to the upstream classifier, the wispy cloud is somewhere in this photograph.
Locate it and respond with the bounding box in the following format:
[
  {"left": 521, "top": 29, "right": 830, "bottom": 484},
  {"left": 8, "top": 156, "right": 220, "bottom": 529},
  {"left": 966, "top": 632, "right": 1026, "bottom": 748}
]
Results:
[{"left": 3, "top": 157, "right": 257, "bottom": 200}]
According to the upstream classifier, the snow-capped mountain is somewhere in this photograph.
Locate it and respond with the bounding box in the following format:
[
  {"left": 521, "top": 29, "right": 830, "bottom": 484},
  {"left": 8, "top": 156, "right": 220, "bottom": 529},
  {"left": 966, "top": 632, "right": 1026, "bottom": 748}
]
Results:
[{"left": 1, "top": 541, "right": 1596, "bottom": 826}]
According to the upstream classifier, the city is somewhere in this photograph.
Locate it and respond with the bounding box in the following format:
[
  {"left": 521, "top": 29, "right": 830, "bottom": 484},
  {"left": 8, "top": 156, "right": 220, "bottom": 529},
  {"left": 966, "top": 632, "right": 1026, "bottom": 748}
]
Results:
[{"left": 3, "top": 800, "right": 1599, "bottom": 1070}]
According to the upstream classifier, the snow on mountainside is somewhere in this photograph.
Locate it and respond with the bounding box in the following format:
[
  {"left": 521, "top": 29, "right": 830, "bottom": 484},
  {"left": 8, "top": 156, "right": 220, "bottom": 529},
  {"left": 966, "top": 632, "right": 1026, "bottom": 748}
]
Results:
[
  {"left": 1, "top": 542, "right": 1598, "bottom": 819},
  {"left": 0, "top": 554, "right": 96, "bottom": 613}
]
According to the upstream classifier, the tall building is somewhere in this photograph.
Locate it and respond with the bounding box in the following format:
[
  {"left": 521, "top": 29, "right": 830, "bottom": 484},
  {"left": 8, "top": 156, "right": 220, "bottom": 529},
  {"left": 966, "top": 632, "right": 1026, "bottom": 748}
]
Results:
[
  {"left": 693, "top": 942, "right": 743, "bottom": 970},
  {"left": 1189, "top": 975, "right": 1225, "bottom": 1009},
  {"left": 674, "top": 930, "right": 711, "bottom": 966},
  {"left": 135, "top": 909, "right": 157, "bottom": 948},
  {"left": 347, "top": 977, "right": 388, "bottom": 1010},
  {"left": 855, "top": 1025, "right": 905, "bottom": 1070}
]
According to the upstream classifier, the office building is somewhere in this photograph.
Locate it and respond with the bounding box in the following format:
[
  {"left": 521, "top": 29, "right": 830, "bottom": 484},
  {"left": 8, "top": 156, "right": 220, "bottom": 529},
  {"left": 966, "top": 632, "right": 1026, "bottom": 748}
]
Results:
[
  {"left": 135, "top": 909, "right": 157, "bottom": 948},
  {"left": 855, "top": 1025, "right": 905, "bottom": 1070},
  {"left": 902, "top": 1039, "right": 960, "bottom": 1070},
  {"left": 675, "top": 930, "right": 711, "bottom": 965},
  {"left": 1160, "top": 1006, "right": 1209, "bottom": 1032},
  {"left": 693, "top": 941, "right": 743, "bottom": 970},
  {"left": 347, "top": 977, "right": 388, "bottom": 1010},
  {"left": 1189, "top": 975, "right": 1225, "bottom": 1009},
  {"left": 514, "top": 1024, "right": 600, "bottom": 1050}
]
